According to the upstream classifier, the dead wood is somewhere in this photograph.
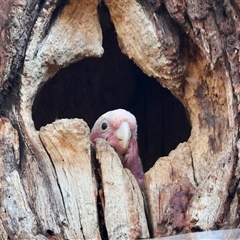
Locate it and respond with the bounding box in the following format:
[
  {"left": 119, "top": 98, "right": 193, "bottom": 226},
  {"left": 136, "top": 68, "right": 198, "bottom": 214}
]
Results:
[
  {"left": 0, "top": 0, "right": 240, "bottom": 239},
  {"left": 95, "top": 138, "right": 149, "bottom": 239}
]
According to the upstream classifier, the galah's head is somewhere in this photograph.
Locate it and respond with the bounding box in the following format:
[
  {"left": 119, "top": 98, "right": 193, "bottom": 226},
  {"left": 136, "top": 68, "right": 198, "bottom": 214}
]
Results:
[{"left": 90, "top": 109, "right": 137, "bottom": 155}]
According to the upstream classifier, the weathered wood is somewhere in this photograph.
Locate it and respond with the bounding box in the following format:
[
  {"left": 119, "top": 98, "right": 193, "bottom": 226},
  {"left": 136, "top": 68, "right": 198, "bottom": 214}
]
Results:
[
  {"left": 0, "top": 1, "right": 104, "bottom": 237},
  {"left": 0, "top": 118, "right": 46, "bottom": 239},
  {"left": 145, "top": 140, "right": 236, "bottom": 237},
  {"left": 95, "top": 138, "right": 149, "bottom": 240},
  {"left": 0, "top": 0, "right": 240, "bottom": 238},
  {"left": 39, "top": 119, "right": 100, "bottom": 240},
  {"left": 21, "top": 0, "right": 103, "bottom": 132},
  {"left": 0, "top": 0, "right": 40, "bottom": 96},
  {"left": 102, "top": 0, "right": 239, "bottom": 237},
  {"left": 145, "top": 143, "right": 195, "bottom": 236},
  {"left": 104, "top": 0, "right": 186, "bottom": 96}
]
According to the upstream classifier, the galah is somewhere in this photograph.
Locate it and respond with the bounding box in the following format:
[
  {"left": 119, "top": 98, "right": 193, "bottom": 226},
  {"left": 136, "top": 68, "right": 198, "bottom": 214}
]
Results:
[{"left": 90, "top": 109, "right": 144, "bottom": 189}]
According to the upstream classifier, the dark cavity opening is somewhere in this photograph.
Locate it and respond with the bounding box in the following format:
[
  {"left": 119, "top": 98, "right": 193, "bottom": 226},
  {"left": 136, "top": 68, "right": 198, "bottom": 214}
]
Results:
[{"left": 32, "top": 4, "right": 191, "bottom": 172}]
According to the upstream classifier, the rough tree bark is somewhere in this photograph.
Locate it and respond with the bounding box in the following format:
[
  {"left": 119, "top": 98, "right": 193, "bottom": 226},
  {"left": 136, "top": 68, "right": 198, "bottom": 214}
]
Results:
[{"left": 0, "top": 0, "right": 240, "bottom": 239}]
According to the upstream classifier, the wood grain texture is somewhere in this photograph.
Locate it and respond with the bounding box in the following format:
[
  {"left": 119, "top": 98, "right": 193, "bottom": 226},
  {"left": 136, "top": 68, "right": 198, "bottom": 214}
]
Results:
[
  {"left": 0, "top": 0, "right": 240, "bottom": 238},
  {"left": 95, "top": 138, "right": 149, "bottom": 240},
  {"left": 0, "top": 118, "right": 46, "bottom": 239},
  {"left": 39, "top": 119, "right": 100, "bottom": 240},
  {"left": 104, "top": 0, "right": 186, "bottom": 96}
]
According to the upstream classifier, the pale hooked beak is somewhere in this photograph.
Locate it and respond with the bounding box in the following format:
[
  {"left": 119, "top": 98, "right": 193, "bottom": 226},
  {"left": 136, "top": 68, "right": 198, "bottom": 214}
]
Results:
[{"left": 114, "top": 122, "right": 131, "bottom": 153}]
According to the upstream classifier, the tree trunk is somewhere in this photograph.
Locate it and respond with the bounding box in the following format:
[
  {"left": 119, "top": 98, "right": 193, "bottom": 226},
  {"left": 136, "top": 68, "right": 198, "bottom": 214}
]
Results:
[{"left": 0, "top": 0, "right": 240, "bottom": 239}]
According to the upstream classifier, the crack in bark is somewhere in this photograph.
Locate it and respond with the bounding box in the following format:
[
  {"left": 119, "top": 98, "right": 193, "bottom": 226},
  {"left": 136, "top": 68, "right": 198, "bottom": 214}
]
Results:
[
  {"left": 91, "top": 149, "right": 108, "bottom": 240},
  {"left": 39, "top": 138, "right": 69, "bottom": 229},
  {"left": 76, "top": 203, "right": 86, "bottom": 240},
  {"left": 190, "top": 151, "right": 199, "bottom": 187},
  {"left": 222, "top": 145, "right": 240, "bottom": 227}
]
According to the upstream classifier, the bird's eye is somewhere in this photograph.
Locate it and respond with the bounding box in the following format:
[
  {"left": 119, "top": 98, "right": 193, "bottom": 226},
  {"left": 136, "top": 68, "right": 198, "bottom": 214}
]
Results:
[{"left": 101, "top": 122, "right": 108, "bottom": 130}]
